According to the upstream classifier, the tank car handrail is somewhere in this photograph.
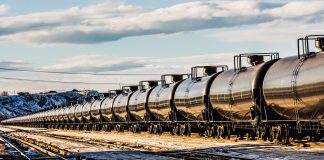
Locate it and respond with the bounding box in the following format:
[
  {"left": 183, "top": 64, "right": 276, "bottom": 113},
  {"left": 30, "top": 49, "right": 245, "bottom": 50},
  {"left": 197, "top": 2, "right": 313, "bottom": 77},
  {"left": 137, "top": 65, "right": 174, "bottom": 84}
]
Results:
[
  {"left": 161, "top": 74, "right": 191, "bottom": 87},
  {"left": 121, "top": 85, "right": 138, "bottom": 95},
  {"left": 139, "top": 80, "right": 160, "bottom": 91},
  {"left": 234, "top": 52, "right": 280, "bottom": 72},
  {"left": 298, "top": 35, "right": 324, "bottom": 58},
  {"left": 191, "top": 65, "right": 228, "bottom": 81}
]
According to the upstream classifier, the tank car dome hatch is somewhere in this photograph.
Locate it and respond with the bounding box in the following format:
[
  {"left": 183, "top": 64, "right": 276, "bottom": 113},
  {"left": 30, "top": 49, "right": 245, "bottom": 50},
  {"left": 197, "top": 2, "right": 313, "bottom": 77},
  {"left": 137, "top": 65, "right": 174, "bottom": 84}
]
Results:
[
  {"left": 263, "top": 35, "right": 324, "bottom": 121},
  {"left": 112, "top": 85, "right": 138, "bottom": 122},
  {"left": 128, "top": 80, "right": 160, "bottom": 122},
  {"left": 148, "top": 74, "right": 190, "bottom": 121},
  {"left": 210, "top": 52, "right": 280, "bottom": 122},
  {"left": 174, "top": 66, "right": 228, "bottom": 121}
]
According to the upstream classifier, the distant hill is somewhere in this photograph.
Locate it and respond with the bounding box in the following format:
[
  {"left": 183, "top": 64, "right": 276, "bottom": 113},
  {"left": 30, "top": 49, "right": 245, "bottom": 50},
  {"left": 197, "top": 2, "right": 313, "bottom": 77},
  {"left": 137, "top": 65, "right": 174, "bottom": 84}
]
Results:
[{"left": 0, "top": 90, "right": 99, "bottom": 120}]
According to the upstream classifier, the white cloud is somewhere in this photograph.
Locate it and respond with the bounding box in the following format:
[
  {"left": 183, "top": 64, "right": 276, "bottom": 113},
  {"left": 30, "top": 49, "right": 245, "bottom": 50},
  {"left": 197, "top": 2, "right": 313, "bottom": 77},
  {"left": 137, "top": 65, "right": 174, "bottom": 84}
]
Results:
[
  {"left": 0, "top": 5, "right": 8, "bottom": 15},
  {"left": 0, "top": 1, "right": 322, "bottom": 45},
  {"left": 266, "top": 1, "right": 324, "bottom": 18}
]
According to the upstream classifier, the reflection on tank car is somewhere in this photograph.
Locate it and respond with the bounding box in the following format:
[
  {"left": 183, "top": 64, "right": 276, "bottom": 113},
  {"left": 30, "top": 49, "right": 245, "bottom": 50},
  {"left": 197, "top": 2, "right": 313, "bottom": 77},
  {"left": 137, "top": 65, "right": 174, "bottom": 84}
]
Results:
[
  {"left": 209, "top": 53, "right": 279, "bottom": 121},
  {"left": 147, "top": 74, "right": 189, "bottom": 121},
  {"left": 174, "top": 66, "right": 227, "bottom": 121},
  {"left": 128, "top": 81, "right": 159, "bottom": 121},
  {"left": 112, "top": 86, "right": 138, "bottom": 122}
]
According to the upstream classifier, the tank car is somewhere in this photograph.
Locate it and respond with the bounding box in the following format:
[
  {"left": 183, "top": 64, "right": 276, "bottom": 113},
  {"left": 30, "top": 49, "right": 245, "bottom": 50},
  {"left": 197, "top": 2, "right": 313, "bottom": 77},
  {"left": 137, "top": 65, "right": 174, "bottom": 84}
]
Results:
[
  {"left": 44, "top": 110, "right": 51, "bottom": 127},
  {"left": 173, "top": 66, "right": 227, "bottom": 136},
  {"left": 62, "top": 105, "right": 71, "bottom": 129},
  {"left": 262, "top": 35, "right": 324, "bottom": 142},
  {"left": 66, "top": 103, "right": 77, "bottom": 129},
  {"left": 57, "top": 106, "right": 65, "bottom": 129},
  {"left": 100, "top": 90, "right": 122, "bottom": 131},
  {"left": 112, "top": 86, "right": 138, "bottom": 131},
  {"left": 81, "top": 99, "right": 95, "bottom": 130},
  {"left": 74, "top": 101, "right": 86, "bottom": 130},
  {"left": 209, "top": 52, "right": 279, "bottom": 138},
  {"left": 89, "top": 96, "right": 104, "bottom": 130},
  {"left": 127, "top": 80, "right": 159, "bottom": 132},
  {"left": 147, "top": 74, "right": 190, "bottom": 134},
  {"left": 49, "top": 108, "right": 57, "bottom": 128}
]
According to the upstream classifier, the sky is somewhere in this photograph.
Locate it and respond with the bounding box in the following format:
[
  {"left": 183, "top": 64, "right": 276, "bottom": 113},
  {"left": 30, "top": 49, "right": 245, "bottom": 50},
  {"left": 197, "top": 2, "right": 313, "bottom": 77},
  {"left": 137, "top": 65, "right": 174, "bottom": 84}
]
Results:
[{"left": 0, "top": 0, "right": 323, "bottom": 94}]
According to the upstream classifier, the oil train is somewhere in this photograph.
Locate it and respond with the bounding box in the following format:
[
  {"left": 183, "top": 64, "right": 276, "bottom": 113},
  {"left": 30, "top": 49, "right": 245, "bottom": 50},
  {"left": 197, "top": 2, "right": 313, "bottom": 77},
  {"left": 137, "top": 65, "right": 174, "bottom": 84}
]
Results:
[{"left": 2, "top": 35, "right": 324, "bottom": 143}]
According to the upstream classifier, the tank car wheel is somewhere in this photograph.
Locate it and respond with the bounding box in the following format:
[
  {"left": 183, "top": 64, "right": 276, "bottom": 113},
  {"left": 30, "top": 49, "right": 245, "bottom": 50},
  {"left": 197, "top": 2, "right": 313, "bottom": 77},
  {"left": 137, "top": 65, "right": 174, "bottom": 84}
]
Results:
[
  {"left": 179, "top": 124, "right": 186, "bottom": 136},
  {"left": 115, "top": 125, "right": 119, "bottom": 132},
  {"left": 148, "top": 125, "right": 153, "bottom": 134},
  {"left": 205, "top": 126, "right": 214, "bottom": 137},
  {"left": 218, "top": 126, "right": 225, "bottom": 139},
  {"left": 129, "top": 125, "right": 133, "bottom": 132},
  {"left": 158, "top": 125, "right": 163, "bottom": 135},
  {"left": 152, "top": 125, "right": 158, "bottom": 134},
  {"left": 283, "top": 125, "right": 291, "bottom": 144},
  {"left": 314, "top": 133, "right": 321, "bottom": 142},
  {"left": 186, "top": 124, "right": 191, "bottom": 136},
  {"left": 226, "top": 126, "right": 231, "bottom": 139},
  {"left": 172, "top": 125, "right": 179, "bottom": 135},
  {"left": 249, "top": 130, "right": 256, "bottom": 140}
]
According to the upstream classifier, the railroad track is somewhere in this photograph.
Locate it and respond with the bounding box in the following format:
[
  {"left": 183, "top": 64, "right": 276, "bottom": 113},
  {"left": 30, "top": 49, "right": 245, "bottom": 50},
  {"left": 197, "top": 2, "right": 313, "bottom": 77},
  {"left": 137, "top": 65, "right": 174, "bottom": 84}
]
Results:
[
  {"left": 34, "top": 131, "right": 249, "bottom": 160},
  {"left": 2, "top": 126, "right": 249, "bottom": 159},
  {"left": 0, "top": 133, "right": 67, "bottom": 160}
]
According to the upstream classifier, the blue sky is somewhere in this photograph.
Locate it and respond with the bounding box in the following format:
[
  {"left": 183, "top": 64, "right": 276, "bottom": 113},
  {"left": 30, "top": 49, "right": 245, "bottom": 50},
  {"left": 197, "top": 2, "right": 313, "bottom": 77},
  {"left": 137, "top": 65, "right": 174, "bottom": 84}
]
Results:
[{"left": 0, "top": 0, "right": 323, "bottom": 93}]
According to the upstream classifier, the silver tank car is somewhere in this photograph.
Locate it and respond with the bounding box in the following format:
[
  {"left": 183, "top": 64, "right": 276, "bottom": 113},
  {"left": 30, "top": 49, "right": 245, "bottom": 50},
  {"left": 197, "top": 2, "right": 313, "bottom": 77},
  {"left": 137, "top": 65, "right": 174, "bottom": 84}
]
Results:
[
  {"left": 263, "top": 36, "right": 324, "bottom": 121},
  {"left": 148, "top": 74, "right": 189, "bottom": 121},
  {"left": 62, "top": 105, "right": 71, "bottom": 122},
  {"left": 128, "top": 81, "right": 159, "bottom": 121},
  {"left": 58, "top": 107, "right": 65, "bottom": 123},
  {"left": 90, "top": 98, "right": 103, "bottom": 122},
  {"left": 54, "top": 107, "right": 61, "bottom": 123},
  {"left": 81, "top": 99, "right": 95, "bottom": 122},
  {"left": 74, "top": 101, "right": 86, "bottom": 122},
  {"left": 174, "top": 66, "right": 227, "bottom": 121},
  {"left": 49, "top": 108, "right": 56, "bottom": 123},
  {"left": 44, "top": 110, "right": 51, "bottom": 123},
  {"left": 210, "top": 53, "right": 279, "bottom": 121},
  {"left": 112, "top": 86, "right": 138, "bottom": 122},
  {"left": 100, "top": 90, "right": 121, "bottom": 122},
  {"left": 67, "top": 103, "right": 77, "bottom": 123}
]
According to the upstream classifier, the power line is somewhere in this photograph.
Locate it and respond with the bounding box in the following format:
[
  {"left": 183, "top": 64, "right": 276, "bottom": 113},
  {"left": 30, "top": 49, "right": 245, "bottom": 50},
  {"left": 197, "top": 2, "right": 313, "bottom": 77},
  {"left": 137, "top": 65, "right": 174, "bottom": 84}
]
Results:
[
  {"left": 0, "top": 67, "right": 160, "bottom": 76},
  {"left": 0, "top": 76, "right": 127, "bottom": 85}
]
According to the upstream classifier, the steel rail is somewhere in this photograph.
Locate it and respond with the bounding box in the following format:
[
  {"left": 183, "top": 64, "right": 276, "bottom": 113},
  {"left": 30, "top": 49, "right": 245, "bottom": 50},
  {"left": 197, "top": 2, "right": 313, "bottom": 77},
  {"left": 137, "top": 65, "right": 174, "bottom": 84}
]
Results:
[
  {"left": 4, "top": 134, "right": 67, "bottom": 160},
  {"left": 0, "top": 135, "right": 31, "bottom": 160}
]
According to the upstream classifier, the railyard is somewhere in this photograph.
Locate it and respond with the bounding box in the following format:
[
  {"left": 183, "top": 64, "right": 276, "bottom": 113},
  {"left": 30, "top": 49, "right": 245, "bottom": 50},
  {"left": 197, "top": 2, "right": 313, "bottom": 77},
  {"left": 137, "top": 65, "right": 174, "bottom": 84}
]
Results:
[{"left": 0, "top": 125, "right": 323, "bottom": 160}]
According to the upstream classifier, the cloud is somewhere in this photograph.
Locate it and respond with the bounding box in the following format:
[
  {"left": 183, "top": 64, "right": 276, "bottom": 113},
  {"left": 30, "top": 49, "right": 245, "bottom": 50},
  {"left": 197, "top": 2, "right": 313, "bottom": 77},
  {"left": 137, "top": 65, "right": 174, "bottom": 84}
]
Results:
[
  {"left": 0, "top": 1, "right": 323, "bottom": 45},
  {"left": 43, "top": 55, "right": 147, "bottom": 72},
  {"left": 0, "top": 60, "right": 29, "bottom": 68},
  {"left": 0, "top": 5, "right": 8, "bottom": 15},
  {"left": 44, "top": 53, "right": 235, "bottom": 74}
]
